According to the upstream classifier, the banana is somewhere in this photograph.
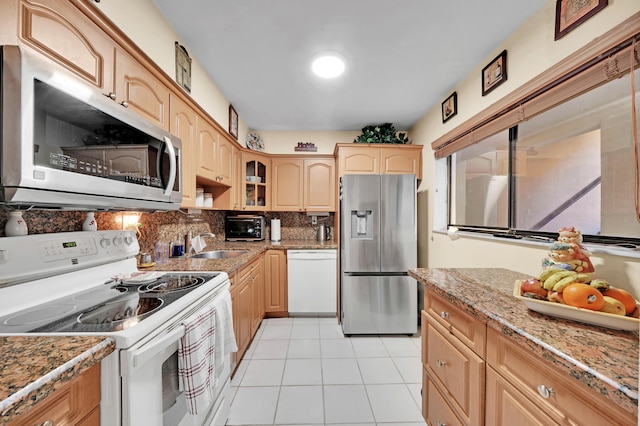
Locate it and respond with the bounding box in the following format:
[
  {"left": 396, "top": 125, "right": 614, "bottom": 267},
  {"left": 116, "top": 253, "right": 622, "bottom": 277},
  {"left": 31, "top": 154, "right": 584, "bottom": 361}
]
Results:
[
  {"left": 574, "top": 273, "right": 591, "bottom": 283},
  {"left": 537, "top": 268, "right": 564, "bottom": 282},
  {"left": 601, "top": 296, "right": 626, "bottom": 316},
  {"left": 590, "top": 279, "right": 610, "bottom": 291},
  {"left": 553, "top": 275, "right": 580, "bottom": 292},
  {"left": 543, "top": 270, "right": 577, "bottom": 291}
]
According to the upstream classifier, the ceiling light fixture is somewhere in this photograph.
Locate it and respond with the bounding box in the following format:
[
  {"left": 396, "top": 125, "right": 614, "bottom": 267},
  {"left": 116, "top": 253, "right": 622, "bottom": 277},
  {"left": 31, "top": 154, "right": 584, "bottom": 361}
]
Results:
[{"left": 311, "top": 53, "right": 345, "bottom": 79}]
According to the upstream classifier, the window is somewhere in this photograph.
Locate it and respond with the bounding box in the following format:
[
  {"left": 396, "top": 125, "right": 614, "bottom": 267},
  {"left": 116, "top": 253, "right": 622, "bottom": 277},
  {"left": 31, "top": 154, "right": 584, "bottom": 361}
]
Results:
[{"left": 438, "top": 30, "right": 640, "bottom": 245}]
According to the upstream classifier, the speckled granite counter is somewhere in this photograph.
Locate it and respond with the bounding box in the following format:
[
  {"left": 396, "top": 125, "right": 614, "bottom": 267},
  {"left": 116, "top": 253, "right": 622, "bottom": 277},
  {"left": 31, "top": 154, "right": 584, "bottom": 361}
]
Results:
[
  {"left": 409, "top": 268, "right": 638, "bottom": 417},
  {"left": 143, "top": 239, "right": 338, "bottom": 275},
  {"left": 0, "top": 336, "right": 114, "bottom": 423}
]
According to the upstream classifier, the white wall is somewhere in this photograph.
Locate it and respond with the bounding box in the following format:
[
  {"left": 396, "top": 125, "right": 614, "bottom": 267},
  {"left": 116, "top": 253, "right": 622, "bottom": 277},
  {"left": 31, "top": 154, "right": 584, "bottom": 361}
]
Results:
[
  {"left": 93, "top": 0, "right": 250, "bottom": 145},
  {"left": 410, "top": 0, "right": 640, "bottom": 295}
]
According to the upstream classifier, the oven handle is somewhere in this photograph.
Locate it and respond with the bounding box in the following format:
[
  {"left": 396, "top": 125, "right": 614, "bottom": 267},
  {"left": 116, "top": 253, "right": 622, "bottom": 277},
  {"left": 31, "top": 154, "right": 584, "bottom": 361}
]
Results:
[{"left": 128, "top": 324, "right": 185, "bottom": 368}]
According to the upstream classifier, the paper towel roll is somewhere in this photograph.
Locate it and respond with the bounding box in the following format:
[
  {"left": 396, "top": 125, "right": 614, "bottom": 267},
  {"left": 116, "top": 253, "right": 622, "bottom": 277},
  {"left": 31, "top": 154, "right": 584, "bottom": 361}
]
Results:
[{"left": 271, "top": 219, "right": 281, "bottom": 241}]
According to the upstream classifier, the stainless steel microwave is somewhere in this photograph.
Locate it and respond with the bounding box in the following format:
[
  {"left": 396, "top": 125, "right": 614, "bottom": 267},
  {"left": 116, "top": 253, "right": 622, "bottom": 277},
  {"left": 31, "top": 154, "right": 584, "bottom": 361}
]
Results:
[
  {"left": 225, "top": 215, "right": 266, "bottom": 241},
  {"left": 0, "top": 45, "right": 182, "bottom": 211}
]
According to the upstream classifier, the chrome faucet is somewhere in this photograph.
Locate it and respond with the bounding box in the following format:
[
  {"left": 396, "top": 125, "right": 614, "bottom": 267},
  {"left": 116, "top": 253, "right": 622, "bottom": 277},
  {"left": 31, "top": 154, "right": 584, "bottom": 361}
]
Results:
[{"left": 187, "top": 232, "right": 216, "bottom": 255}]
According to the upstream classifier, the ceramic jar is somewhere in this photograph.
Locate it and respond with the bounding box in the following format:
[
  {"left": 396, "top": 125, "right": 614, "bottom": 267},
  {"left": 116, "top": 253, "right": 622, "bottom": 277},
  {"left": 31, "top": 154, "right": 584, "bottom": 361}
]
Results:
[
  {"left": 5, "top": 211, "right": 28, "bottom": 236},
  {"left": 82, "top": 212, "right": 97, "bottom": 231}
]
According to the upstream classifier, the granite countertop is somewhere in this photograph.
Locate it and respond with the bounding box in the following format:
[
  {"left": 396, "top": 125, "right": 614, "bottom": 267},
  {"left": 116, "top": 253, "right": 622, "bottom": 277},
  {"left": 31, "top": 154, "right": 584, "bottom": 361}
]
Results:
[
  {"left": 0, "top": 336, "right": 114, "bottom": 423},
  {"left": 409, "top": 267, "right": 639, "bottom": 416},
  {"left": 144, "top": 239, "right": 338, "bottom": 274}
]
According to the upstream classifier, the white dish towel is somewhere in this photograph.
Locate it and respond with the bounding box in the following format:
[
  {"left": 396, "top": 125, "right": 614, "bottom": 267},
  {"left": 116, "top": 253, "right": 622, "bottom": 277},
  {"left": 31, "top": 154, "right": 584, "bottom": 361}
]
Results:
[
  {"left": 178, "top": 303, "right": 216, "bottom": 415},
  {"left": 214, "top": 290, "right": 238, "bottom": 370}
]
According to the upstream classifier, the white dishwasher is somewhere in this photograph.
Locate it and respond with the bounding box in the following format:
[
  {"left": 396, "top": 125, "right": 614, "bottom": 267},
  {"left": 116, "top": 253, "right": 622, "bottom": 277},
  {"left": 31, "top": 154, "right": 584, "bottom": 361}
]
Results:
[{"left": 287, "top": 249, "right": 337, "bottom": 316}]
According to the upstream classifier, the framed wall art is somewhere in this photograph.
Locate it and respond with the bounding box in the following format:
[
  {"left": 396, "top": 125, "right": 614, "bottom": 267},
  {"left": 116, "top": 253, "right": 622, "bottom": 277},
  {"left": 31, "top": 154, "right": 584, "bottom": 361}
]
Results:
[
  {"left": 555, "top": 0, "right": 608, "bottom": 40},
  {"left": 175, "top": 42, "right": 191, "bottom": 93},
  {"left": 441, "top": 92, "right": 457, "bottom": 123},
  {"left": 482, "top": 50, "right": 507, "bottom": 96},
  {"left": 229, "top": 104, "right": 238, "bottom": 140}
]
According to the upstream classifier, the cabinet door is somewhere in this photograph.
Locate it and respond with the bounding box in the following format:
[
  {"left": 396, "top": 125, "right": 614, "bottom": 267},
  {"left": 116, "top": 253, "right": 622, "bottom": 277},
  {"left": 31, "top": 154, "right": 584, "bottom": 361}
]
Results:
[
  {"left": 114, "top": 48, "right": 170, "bottom": 130},
  {"left": 195, "top": 118, "right": 219, "bottom": 182},
  {"left": 338, "top": 146, "right": 379, "bottom": 175},
  {"left": 237, "top": 279, "right": 252, "bottom": 357},
  {"left": 264, "top": 250, "right": 287, "bottom": 315},
  {"left": 217, "top": 137, "right": 234, "bottom": 186},
  {"left": 170, "top": 94, "right": 197, "bottom": 208},
  {"left": 251, "top": 257, "right": 265, "bottom": 335},
  {"left": 304, "top": 158, "right": 335, "bottom": 212},
  {"left": 380, "top": 146, "right": 422, "bottom": 178},
  {"left": 18, "top": 0, "right": 115, "bottom": 93},
  {"left": 232, "top": 146, "right": 243, "bottom": 210},
  {"left": 272, "top": 158, "right": 304, "bottom": 211},
  {"left": 424, "top": 369, "right": 464, "bottom": 426},
  {"left": 242, "top": 152, "right": 270, "bottom": 211},
  {"left": 485, "top": 367, "right": 556, "bottom": 426},
  {"left": 8, "top": 363, "right": 101, "bottom": 426}
]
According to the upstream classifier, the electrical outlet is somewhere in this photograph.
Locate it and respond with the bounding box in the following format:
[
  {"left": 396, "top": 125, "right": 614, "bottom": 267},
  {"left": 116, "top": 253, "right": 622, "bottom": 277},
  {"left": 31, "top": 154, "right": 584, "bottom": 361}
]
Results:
[{"left": 311, "top": 216, "right": 317, "bottom": 225}]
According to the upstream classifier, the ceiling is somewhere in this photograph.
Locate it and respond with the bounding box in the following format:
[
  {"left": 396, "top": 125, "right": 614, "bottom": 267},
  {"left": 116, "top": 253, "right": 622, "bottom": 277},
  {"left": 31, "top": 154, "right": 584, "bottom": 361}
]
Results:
[{"left": 151, "top": 0, "right": 547, "bottom": 132}]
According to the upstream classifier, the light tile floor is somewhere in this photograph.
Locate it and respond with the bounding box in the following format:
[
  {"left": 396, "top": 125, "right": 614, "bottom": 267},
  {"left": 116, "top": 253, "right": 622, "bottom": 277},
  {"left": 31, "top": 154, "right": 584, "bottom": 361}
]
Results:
[{"left": 228, "top": 317, "right": 426, "bottom": 426}]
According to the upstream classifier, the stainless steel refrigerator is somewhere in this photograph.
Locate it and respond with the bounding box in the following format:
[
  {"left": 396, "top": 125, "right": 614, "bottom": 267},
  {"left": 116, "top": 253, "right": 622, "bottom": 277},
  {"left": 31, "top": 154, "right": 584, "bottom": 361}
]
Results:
[{"left": 340, "top": 174, "right": 418, "bottom": 335}]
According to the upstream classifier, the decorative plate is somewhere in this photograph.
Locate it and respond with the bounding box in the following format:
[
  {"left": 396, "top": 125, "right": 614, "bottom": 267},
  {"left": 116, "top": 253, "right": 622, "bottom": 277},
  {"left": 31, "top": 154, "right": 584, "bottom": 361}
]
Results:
[
  {"left": 513, "top": 281, "right": 640, "bottom": 331},
  {"left": 246, "top": 132, "right": 264, "bottom": 152}
]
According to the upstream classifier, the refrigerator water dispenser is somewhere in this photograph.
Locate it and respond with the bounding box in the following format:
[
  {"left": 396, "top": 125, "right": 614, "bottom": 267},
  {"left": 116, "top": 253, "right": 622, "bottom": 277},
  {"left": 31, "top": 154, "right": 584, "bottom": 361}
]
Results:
[{"left": 351, "top": 210, "right": 372, "bottom": 238}]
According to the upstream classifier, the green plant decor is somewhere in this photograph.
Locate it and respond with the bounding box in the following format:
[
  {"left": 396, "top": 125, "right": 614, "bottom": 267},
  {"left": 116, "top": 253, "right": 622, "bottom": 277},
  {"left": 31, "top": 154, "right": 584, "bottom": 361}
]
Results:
[{"left": 353, "top": 123, "right": 410, "bottom": 144}]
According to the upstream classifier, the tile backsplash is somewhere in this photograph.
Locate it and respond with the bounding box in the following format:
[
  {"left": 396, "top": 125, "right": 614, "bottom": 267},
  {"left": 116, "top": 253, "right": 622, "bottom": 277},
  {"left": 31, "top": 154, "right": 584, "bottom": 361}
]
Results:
[{"left": 0, "top": 209, "right": 335, "bottom": 254}]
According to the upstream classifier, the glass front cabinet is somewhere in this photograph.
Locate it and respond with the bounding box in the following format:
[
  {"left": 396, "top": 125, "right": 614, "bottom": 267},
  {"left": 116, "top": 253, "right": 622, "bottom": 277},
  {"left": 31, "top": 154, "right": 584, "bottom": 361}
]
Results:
[{"left": 242, "top": 152, "right": 270, "bottom": 211}]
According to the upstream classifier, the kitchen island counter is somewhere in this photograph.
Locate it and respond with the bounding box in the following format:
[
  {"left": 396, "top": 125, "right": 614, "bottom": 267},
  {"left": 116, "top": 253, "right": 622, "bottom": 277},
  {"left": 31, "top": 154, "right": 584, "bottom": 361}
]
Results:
[
  {"left": 0, "top": 336, "right": 114, "bottom": 423},
  {"left": 410, "top": 267, "right": 638, "bottom": 417},
  {"left": 144, "top": 239, "right": 338, "bottom": 275}
]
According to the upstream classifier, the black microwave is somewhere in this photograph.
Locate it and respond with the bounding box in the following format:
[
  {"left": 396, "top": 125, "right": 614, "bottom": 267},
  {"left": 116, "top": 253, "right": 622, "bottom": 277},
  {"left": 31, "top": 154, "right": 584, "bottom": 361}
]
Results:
[{"left": 225, "top": 215, "right": 266, "bottom": 241}]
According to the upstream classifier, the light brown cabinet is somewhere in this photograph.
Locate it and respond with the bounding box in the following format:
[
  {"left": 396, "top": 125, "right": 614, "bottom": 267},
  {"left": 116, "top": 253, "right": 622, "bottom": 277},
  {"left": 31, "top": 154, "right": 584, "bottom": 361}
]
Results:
[
  {"left": 231, "top": 256, "right": 265, "bottom": 371},
  {"left": 486, "top": 327, "right": 635, "bottom": 426},
  {"left": 334, "top": 144, "right": 423, "bottom": 179},
  {"left": 422, "top": 306, "right": 485, "bottom": 426},
  {"left": 8, "top": 363, "right": 101, "bottom": 426},
  {"left": 271, "top": 157, "right": 335, "bottom": 212},
  {"left": 242, "top": 152, "right": 271, "bottom": 211},
  {"left": 170, "top": 94, "right": 198, "bottom": 208},
  {"left": 264, "top": 249, "right": 287, "bottom": 316}
]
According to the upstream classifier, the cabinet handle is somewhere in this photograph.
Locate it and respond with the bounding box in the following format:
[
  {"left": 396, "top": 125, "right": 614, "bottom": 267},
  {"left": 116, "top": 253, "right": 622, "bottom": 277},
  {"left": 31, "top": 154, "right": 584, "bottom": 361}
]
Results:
[
  {"left": 439, "top": 311, "right": 449, "bottom": 319},
  {"left": 537, "top": 384, "right": 555, "bottom": 399},
  {"left": 106, "top": 92, "right": 116, "bottom": 100},
  {"left": 437, "top": 422, "right": 447, "bottom": 426},
  {"left": 436, "top": 360, "right": 446, "bottom": 367},
  {"left": 39, "top": 420, "right": 54, "bottom": 426},
  {"left": 120, "top": 100, "right": 129, "bottom": 108}
]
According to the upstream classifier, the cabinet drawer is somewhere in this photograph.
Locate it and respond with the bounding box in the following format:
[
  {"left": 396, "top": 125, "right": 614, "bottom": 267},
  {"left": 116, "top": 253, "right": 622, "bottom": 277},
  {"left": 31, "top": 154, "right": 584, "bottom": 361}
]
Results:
[
  {"left": 425, "top": 290, "right": 486, "bottom": 357},
  {"left": 238, "top": 257, "right": 260, "bottom": 283},
  {"left": 486, "top": 366, "right": 555, "bottom": 426},
  {"left": 487, "top": 327, "right": 636, "bottom": 426},
  {"left": 424, "top": 367, "right": 464, "bottom": 426},
  {"left": 424, "top": 316, "right": 485, "bottom": 426}
]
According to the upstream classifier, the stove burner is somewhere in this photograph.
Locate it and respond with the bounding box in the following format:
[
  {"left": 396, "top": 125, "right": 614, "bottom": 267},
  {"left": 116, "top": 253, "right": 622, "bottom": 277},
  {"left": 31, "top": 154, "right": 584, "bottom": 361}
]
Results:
[
  {"left": 3, "top": 304, "right": 77, "bottom": 326},
  {"left": 77, "top": 296, "right": 163, "bottom": 325},
  {"left": 73, "top": 285, "right": 128, "bottom": 301},
  {"left": 139, "top": 275, "right": 206, "bottom": 293}
]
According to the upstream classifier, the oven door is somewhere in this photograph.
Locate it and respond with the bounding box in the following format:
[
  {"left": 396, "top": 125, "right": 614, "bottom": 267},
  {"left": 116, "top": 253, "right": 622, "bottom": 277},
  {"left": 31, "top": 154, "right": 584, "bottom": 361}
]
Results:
[{"left": 118, "top": 287, "right": 232, "bottom": 426}]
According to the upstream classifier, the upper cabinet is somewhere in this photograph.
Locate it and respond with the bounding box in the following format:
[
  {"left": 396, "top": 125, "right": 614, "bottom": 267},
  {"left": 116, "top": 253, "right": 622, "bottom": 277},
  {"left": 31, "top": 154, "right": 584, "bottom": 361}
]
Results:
[
  {"left": 242, "top": 151, "right": 271, "bottom": 211},
  {"left": 169, "top": 94, "right": 197, "bottom": 208},
  {"left": 18, "top": 0, "right": 170, "bottom": 131},
  {"left": 335, "top": 144, "right": 423, "bottom": 179},
  {"left": 272, "top": 157, "right": 335, "bottom": 212}
]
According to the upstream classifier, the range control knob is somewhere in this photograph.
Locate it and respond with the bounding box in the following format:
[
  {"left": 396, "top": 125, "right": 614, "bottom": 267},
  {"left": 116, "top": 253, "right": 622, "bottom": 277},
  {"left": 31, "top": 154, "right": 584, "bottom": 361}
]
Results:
[
  {"left": 113, "top": 236, "right": 123, "bottom": 246},
  {"left": 100, "top": 238, "right": 111, "bottom": 248},
  {"left": 124, "top": 235, "right": 134, "bottom": 245}
]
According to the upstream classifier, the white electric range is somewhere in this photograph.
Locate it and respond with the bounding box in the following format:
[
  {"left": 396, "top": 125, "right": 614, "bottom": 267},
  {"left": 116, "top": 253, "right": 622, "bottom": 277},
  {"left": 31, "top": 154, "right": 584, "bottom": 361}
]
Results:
[{"left": 0, "top": 230, "right": 234, "bottom": 426}]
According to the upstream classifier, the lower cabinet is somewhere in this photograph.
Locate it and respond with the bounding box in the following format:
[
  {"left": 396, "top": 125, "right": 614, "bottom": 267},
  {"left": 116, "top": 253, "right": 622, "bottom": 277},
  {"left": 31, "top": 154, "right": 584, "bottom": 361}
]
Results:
[
  {"left": 9, "top": 363, "right": 100, "bottom": 426},
  {"left": 264, "top": 249, "right": 287, "bottom": 317},
  {"left": 230, "top": 256, "right": 264, "bottom": 372},
  {"left": 422, "top": 289, "right": 637, "bottom": 426}
]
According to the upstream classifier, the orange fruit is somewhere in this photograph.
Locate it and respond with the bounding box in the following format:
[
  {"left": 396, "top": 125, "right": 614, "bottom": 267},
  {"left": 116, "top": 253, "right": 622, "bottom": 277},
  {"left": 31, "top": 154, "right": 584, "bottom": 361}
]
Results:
[
  {"left": 603, "top": 287, "right": 638, "bottom": 315},
  {"left": 563, "top": 283, "right": 604, "bottom": 311}
]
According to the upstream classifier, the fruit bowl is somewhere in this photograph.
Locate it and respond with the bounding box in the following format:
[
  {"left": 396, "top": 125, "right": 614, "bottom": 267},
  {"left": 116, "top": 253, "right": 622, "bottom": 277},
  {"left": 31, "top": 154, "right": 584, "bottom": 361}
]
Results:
[{"left": 513, "top": 281, "right": 640, "bottom": 331}]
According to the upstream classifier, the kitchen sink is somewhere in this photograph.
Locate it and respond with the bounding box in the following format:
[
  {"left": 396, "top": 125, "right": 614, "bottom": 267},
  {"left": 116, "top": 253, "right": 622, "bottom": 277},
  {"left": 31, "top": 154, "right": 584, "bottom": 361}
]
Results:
[{"left": 189, "top": 250, "right": 249, "bottom": 259}]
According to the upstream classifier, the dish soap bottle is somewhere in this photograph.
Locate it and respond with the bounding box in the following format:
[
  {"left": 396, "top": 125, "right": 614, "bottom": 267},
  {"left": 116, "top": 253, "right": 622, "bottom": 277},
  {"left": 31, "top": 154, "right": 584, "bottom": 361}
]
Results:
[
  {"left": 82, "top": 212, "right": 97, "bottom": 231},
  {"left": 172, "top": 233, "right": 185, "bottom": 257}
]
